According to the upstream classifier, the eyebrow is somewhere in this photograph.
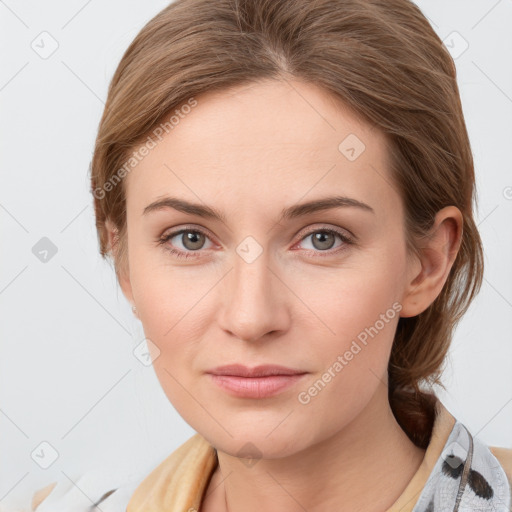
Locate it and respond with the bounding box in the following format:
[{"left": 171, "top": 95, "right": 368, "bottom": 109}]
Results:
[{"left": 142, "top": 195, "right": 375, "bottom": 223}]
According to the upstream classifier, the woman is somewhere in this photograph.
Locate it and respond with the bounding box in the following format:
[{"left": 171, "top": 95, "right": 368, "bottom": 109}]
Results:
[{"left": 30, "top": 0, "right": 512, "bottom": 510}]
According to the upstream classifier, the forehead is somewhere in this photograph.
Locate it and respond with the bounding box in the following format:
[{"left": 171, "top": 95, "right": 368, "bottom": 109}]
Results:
[{"left": 125, "top": 79, "right": 399, "bottom": 219}]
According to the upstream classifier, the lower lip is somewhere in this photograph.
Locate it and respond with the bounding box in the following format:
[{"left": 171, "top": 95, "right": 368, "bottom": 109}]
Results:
[{"left": 208, "top": 373, "right": 307, "bottom": 398}]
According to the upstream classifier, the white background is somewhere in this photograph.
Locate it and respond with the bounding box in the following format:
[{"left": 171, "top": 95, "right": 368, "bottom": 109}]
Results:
[{"left": 1, "top": 0, "right": 511, "bottom": 509}]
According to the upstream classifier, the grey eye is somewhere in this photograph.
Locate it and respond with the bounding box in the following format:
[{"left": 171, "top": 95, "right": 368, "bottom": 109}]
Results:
[
  {"left": 299, "top": 230, "right": 346, "bottom": 252},
  {"left": 178, "top": 230, "right": 207, "bottom": 251},
  {"left": 310, "top": 231, "right": 337, "bottom": 250}
]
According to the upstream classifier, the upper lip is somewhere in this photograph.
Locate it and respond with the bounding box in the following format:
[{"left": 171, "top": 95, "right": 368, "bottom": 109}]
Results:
[{"left": 207, "top": 364, "right": 307, "bottom": 377}]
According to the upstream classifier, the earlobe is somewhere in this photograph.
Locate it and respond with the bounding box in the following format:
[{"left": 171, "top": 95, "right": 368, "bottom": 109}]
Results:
[{"left": 400, "top": 206, "right": 463, "bottom": 318}]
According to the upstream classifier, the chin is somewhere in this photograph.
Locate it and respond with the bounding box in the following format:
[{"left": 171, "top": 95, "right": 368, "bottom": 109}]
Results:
[{"left": 198, "top": 420, "right": 313, "bottom": 460}]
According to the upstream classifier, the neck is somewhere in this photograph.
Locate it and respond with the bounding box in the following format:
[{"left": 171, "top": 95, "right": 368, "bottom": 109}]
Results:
[{"left": 202, "top": 385, "right": 427, "bottom": 512}]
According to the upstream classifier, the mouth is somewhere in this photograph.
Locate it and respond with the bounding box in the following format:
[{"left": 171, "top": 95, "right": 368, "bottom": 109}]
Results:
[{"left": 206, "top": 364, "right": 308, "bottom": 398}]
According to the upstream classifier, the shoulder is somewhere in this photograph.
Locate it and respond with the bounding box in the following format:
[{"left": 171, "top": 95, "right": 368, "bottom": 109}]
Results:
[
  {"left": 28, "top": 465, "right": 149, "bottom": 512},
  {"left": 31, "top": 482, "right": 57, "bottom": 511},
  {"left": 126, "top": 433, "right": 217, "bottom": 511},
  {"left": 31, "top": 434, "right": 215, "bottom": 512},
  {"left": 490, "top": 445, "right": 512, "bottom": 487}
]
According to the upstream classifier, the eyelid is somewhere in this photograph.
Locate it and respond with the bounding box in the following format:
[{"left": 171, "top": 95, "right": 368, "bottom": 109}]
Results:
[
  {"left": 158, "top": 223, "right": 355, "bottom": 258},
  {"left": 160, "top": 224, "right": 217, "bottom": 243},
  {"left": 295, "top": 223, "right": 355, "bottom": 244}
]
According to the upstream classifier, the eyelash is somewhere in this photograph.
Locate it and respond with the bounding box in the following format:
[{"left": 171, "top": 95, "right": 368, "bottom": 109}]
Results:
[{"left": 157, "top": 225, "right": 354, "bottom": 260}]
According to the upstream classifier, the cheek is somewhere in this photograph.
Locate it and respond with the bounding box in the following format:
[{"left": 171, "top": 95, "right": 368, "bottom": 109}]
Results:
[
  {"left": 305, "top": 259, "right": 403, "bottom": 344},
  {"left": 301, "top": 255, "right": 404, "bottom": 394},
  {"left": 128, "top": 243, "right": 213, "bottom": 334},
  {"left": 294, "top": 287, "right": 401, "bottom": 442},
  {"left": 127, "top": 255, "right": 210, "bottom": 411}
]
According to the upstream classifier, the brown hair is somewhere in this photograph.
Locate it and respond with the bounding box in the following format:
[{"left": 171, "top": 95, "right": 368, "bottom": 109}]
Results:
[{"left": 90, "top": 0, "right": 484, "bottom": 449}]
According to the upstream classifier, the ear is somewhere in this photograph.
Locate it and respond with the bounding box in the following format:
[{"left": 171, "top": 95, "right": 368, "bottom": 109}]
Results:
[
  {"left": 105, "top": 219, "right": 136, "bottom": 311},
  {"left": 400, "top": 206, "right": 463, "bottom": 318}
]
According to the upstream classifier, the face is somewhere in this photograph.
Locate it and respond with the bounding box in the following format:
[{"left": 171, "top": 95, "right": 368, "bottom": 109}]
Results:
[{"left": 119, "top": 79, "right": 417, "bottom": 458}]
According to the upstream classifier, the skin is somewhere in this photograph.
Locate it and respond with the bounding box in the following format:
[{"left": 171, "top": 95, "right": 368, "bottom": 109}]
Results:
[{"left": 107, "top": 78, "right": 463, "bottom": 511}]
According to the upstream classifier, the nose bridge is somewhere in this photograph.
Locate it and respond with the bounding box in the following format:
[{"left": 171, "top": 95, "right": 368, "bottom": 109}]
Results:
[
  {"left": 218, "top": 235, "right": 287, "bottom": 342},
  {"left": 233, "top": 240, "right": 271, "bottom": 301}
]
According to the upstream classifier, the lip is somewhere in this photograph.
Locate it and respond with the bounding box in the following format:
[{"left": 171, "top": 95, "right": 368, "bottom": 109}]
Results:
[
  {"left": 207, "top": 364, "right": 306, "bottom": 377},
  {"left": 206, "top": 364, "right": 308, "bottom": 399}
]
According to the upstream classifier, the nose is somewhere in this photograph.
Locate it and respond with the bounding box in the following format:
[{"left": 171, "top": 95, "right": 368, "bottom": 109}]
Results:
[{"left": 216, "top": 247, "right": 290, "bottom": 343}]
